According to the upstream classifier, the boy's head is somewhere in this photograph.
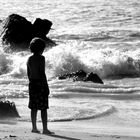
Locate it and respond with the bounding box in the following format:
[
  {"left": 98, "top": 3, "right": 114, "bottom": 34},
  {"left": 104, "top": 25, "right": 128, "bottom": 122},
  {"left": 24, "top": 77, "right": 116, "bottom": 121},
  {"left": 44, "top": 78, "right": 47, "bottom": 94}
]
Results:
[{"left": 29, "top": 37, "right": 46, "bottom": 54}]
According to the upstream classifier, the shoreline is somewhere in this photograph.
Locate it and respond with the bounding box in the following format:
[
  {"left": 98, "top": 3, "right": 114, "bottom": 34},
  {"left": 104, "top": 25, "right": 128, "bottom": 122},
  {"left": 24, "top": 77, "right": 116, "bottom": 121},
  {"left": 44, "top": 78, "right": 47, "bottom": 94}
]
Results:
[
  {"left": 0, "top": 97, "right": 139, "bottom": 139},
  {"left": 0, "top": 119, "right": 140, "bottom": 140}
]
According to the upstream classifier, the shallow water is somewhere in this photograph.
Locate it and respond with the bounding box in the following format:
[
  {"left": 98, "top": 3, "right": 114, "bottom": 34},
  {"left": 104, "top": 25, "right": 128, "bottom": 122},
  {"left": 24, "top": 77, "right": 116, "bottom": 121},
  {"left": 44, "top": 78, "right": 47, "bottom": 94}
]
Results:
[{"left": 0, "top": 77, "right": 140, "bottom": 124}]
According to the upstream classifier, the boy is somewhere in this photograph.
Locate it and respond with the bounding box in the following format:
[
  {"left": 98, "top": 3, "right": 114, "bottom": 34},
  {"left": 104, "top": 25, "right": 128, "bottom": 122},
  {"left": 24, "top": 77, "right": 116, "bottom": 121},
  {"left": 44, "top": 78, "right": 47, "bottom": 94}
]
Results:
[{"left": 27, "top": 37, "right": 54, "bottom": 135}]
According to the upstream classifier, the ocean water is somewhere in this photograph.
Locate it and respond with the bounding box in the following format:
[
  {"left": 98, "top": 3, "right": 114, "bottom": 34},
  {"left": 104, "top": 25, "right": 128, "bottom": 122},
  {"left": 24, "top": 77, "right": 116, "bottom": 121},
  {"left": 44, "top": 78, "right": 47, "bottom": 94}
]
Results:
[{"left": 0, "top": 0, "right": 140, "bottom": 125}]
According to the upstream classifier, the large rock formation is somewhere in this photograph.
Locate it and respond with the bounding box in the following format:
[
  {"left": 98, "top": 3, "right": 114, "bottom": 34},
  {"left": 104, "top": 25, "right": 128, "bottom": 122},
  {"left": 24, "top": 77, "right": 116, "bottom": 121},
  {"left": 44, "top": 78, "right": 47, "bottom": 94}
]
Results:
[
  {"left": 1, "top": 14, "right": 56, "bottom": 50},
  {"left": 58, "top": 70, "right": 104, "bottom": 84},
  {"left": 2, "top": 14, "right": 32, "bottom": 44}
]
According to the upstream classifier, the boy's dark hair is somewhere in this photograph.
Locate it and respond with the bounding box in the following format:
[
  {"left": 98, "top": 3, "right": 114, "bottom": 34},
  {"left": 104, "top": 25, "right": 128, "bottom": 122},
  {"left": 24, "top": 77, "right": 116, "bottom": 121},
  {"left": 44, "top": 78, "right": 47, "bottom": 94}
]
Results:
[{"left": 29, "top": 37, "right": 46, "bottom": 53}]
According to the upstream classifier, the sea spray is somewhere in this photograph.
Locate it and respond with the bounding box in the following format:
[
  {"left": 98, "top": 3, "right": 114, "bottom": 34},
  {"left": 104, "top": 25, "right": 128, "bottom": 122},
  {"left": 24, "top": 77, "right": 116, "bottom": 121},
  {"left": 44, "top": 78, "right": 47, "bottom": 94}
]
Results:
[
  {"left": 44, "top": 41, "right": 140, "bottom": 79},
  {"left": 44, "top": 42, "right": 87, "bottom": 78},
  {"left": 9, "top": 51, "right": 29, "bottom": 77},
  {"left": 0, "top": 40, "right": 140, "bottom": 79},
  {"left": 0, "top": 50, "right": 13, "bottom": 75}
]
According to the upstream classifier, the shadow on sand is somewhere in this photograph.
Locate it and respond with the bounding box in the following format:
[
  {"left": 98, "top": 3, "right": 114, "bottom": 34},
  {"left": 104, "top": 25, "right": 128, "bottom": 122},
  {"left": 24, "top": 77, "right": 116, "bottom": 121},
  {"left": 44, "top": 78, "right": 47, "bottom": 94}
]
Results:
[{"left": 44, "top": 133, "right": 81, "bottom": 140}]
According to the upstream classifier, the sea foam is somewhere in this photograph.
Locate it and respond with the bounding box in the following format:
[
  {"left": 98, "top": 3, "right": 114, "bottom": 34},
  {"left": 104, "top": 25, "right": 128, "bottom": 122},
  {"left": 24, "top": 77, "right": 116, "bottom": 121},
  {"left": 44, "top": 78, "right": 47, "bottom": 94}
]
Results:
[{"left": 0, "top": 40, "right": 140, "bottom": 80}]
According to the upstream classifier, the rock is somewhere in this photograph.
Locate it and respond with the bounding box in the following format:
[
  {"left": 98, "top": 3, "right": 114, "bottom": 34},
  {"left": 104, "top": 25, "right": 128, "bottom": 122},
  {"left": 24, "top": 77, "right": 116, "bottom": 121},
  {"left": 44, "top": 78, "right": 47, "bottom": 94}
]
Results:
[
  {"left": 58, "top": 70, "right": 104, "bottom": 84},
  {"left": 2, "top": 14, "right": 33, "bottom": 44},
  {"left": 32, "top": 18, "right": 52, "bottom": 38},
  {"left": 1, "top": 14, "right": 56, "bottom": 50},
  {"left": 58, "top": 70, "right": 87, "bottom": 80},
  {"left": 84, "top": 72, "right": 104, "bottom": 84},
  {"left": 58, "top": 74, "right": 70, "bottom": 80},
  {"left": 74, "top": 70, "right": 87, "bottom": 78},
  {"left": 0, "top": 100, "right": 20, "bottom": 118},
  {"left": 9, "top": 135, "right": 17, "bottom": 138},
  {"left": 32, "top": 18, "right": 56, "bottom": 46}
]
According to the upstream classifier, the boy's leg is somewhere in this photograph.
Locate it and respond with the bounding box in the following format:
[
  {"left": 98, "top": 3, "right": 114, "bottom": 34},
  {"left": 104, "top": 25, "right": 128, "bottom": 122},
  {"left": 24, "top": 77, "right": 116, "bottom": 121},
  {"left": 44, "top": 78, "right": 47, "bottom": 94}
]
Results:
[
  {"left": 41, "top": 109, "right": 54, "bottom": 134},
  {"left": 31, "top": 109, "right": 39, "bottom": 132},
  {"left": 41, "top": 109, "right": 47, "bottom": 131}
]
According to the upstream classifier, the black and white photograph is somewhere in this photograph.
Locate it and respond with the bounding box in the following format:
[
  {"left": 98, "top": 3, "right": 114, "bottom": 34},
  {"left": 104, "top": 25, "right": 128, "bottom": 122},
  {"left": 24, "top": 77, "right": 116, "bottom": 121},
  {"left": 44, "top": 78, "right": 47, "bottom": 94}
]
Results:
[{"left": 0, "top": 0, "right": 140, "bottom": 139}]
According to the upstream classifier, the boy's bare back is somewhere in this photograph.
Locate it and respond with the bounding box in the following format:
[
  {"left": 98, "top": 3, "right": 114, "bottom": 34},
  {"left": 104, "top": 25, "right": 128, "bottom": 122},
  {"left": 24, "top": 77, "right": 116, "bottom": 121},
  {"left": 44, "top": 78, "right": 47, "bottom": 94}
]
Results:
[{"left": 27, "top": 54, "right": 46, "bottom": 80}]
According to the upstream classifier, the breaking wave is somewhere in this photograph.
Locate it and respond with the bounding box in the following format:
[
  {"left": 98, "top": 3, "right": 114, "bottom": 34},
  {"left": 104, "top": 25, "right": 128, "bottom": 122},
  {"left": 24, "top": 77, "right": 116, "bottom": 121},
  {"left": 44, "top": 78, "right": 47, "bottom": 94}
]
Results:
[
  {"left": 0, "top": 40, "right": 140, "bottom": 80},
  {"left": 48, "top": 105, "right": 116, "bottom": 122}
]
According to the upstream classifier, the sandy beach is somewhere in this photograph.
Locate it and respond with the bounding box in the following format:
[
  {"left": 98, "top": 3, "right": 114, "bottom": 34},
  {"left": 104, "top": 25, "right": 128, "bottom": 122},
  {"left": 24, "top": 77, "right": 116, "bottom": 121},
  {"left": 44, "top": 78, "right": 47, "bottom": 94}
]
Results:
[
  {"left": 0, "top": 118, "right": 140, "bottom": 140},
  {"left": 1, "top": 98, "right": 140, "bottom": 140}
]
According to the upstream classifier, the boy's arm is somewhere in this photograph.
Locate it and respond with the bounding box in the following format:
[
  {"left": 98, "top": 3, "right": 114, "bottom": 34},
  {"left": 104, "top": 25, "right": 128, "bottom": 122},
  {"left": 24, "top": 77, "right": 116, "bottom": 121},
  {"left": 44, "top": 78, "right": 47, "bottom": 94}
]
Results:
[
  {"left": 27, "top": 59, "right": 30, "bottom": 79},
  {"left": 40, "top": 56, "right": 50, "bottom": 95},
  {"left": 40, "top": 56, "right": 47, "bottom": 80}
]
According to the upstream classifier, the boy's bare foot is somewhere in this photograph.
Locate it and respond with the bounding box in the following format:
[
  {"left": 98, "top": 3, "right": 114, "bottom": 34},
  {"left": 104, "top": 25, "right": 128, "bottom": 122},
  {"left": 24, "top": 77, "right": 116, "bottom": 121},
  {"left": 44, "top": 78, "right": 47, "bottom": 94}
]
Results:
[
  {"left": 42, "top": 130, "right": 55, "bottom": 135},
  {"left": 31, "top": 129, "right": 40, "bottom": 133}
]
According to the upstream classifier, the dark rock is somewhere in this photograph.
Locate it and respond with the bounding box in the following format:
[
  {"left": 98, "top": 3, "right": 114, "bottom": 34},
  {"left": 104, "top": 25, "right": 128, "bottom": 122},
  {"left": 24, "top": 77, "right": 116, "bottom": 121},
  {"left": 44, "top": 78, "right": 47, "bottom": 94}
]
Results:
[
  {"left": 58, "top": 70, "right": 104, "bottom": 84},
  {"left": 9, "top": 135, "right": 17, "bottom": 138},
  {"left": 32, "top": 18, "right": 52, "bottom": 38},
  {"left": 0, "top": 100, "right": 20, "bottom": 118},
  {"left": 84, "top": 72, "right": 104, "bottom": 84},
  {"left": 58, "top": 70, "right": 87, "bottom": 80},
  {"left": 1, "top": 14, "right": 56, "bottom": 50},
  {"left": 58, "top": 74, "right": 69, "bottom": 80},
  {"left": 74, "top": 70, "right": 87, "bottom": 78},
  {"left": 2, "top": 14, "right": 33, "bottom": 44}
]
